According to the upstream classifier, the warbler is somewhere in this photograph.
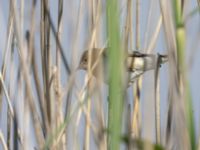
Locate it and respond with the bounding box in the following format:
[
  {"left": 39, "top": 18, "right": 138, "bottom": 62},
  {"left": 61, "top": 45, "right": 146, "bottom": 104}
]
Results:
[{"left": 78, "top": 48, "right": 168, "bottom": 85}]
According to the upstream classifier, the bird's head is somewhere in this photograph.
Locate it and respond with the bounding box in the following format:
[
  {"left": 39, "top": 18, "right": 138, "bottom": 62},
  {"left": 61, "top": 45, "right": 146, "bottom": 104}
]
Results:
[{"left": 78, "top": 50, "right": 89, "bottom": 70}]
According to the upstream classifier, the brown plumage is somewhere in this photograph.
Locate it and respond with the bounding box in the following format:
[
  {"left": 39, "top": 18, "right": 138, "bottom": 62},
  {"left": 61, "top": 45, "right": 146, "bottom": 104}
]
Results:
[{"left": 78, "top": 48, "right": 168, "bottom": 84}]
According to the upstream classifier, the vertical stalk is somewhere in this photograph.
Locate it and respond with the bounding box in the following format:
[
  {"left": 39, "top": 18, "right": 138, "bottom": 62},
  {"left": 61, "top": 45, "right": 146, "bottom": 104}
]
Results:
[
  {"left": 132, "top": 0, "right": 141, "bottom": 138},
  {"left": 155, "top": 56, "right": 161, "bottom": 144},
  {"left": 107, "top": 0, "right": 124, "bottom": 149},
  {"left": 173, "top": 0, "right": 195, "bottom": 149},
  {"left": 55, "top": 0, "right": 65, "bottom": 149},
  {"left": 123, "top": 0, "right": 133, "bottom": 148},
  {"left": 44, "top": 0, "right": 52, "bottom": 126}
]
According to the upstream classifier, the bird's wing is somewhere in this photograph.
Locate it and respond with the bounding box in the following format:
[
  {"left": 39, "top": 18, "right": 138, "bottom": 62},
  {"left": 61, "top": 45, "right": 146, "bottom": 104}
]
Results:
[{"left": 128, "top": 51, "right": 154, "bottom": 57}]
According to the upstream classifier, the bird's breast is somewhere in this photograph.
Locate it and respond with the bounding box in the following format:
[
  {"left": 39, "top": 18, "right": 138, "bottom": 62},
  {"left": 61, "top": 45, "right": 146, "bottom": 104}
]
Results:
[{"left": 127, "top": 57, "right": 145, "bottom": 71}]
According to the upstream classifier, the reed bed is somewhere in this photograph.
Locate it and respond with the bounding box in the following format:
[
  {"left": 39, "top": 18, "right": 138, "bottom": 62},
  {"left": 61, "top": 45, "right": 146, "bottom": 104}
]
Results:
[{"left": 0, "top": 0, "right": 199, "bottom": 149}]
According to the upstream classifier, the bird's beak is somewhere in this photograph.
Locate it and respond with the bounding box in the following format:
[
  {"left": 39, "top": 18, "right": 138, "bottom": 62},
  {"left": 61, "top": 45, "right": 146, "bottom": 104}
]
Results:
[{"left": 77, "top": 62, "right": 86, "bottom": 70}]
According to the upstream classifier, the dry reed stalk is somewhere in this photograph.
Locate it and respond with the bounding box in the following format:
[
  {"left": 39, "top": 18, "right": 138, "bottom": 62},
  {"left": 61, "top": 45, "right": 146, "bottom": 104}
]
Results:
[
  {"left": 0, "top": 3, "right": 14, "bottom": 133},
  {"left": 132, "top": 81, "right": 141, "bottom": 137},
  {"left": 1, "top": 0, "right": 199, "bottom": 149},
  {"left": 84, "top": 0, "right": 105, "bottom": 149},
  {"left": 0, "top": 51, "right": 25, "bottom": 150},
  {"left": 40, "top": 6, "right": 73, "bottom": 149},
  {"left": 143, "top": 4, "right": 166, "bottom": 145},
  {"left": 0, "top": 131, "right": 8, "bottom": 150},
  {"left": 0, "top": 3, "right": 14, "bottom": 114},
  {"left": 160, "top": 2, "right": 178, "bottom": 149},
  {"left": 44, "top": 45, "right": 106, "bottom": 148},
  {"left": 146, "top": 16, "right": 162, "bottom": 53},
  {"left": 10, "top": 0, "right": 45, "bottom": 148},
  {"left": 0, "top": 73, "right": 14, "bottom": 123},
  {"left": 147, "top": 14, "right": 163, "bottom": 146},
  {"left": 144, "top": 13, "right": 163, "bottom": 145},
  {"left": 1, "top": 56, "right": 13, "bottom": 150},
  {"left": 45, "top": 85, "right": 98, "bottom": 148},
  {"left": 154, "top": 56, "right": 161, "bottom": 144},
  {"left": 132, "top": 0, "right": 141, "bottom": 138},
  {"left": 0, "top": 6, "right": 15, "bottom": 150},
  {"left": 124, "top": 0, "right": 132, "bottom": 64},
  {"left": 42, "top": 0, "right": 52, "bottom": 128},
  {"left": 143, "top": 0, "right": 153, "bottom": 50},
  {"left": 84, "top": 0, "right": 96, "bottom": 149},
  {"left": 28, "top": 0, "right": 47, "bottom": 148},
  {"left": 160, "top": 1, "right": 191, "bottom": 149},
  {"left": 42, "top": 1, "right": 71, "bottom": 75},
  {"left": 31, "top": 39, "right": 49, "bottom": 136},
  {"left": 53, "top": 0, "right": 66, "bottom": 149},
  {"left": 123, "top": 0, "right": 133, "bottom": 148},
  {"left": 41, "top": 0, "right": 72, "bottom": 148}
]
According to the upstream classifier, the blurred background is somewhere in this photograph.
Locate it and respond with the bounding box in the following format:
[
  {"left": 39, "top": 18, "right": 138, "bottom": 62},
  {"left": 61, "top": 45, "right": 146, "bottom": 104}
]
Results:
[{"left": 0, "top": 0, "right": 200, "bottom": 149}]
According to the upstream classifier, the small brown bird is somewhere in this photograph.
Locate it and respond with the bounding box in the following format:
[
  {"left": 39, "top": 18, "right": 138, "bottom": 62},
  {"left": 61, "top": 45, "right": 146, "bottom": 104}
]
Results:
[{"left": 78, "top": 48, "right": 168, "bottom": 84}]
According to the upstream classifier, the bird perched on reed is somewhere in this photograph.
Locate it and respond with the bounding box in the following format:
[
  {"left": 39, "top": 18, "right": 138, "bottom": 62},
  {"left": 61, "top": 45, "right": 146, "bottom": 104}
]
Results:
[{"left": 78, "top": 48, "right": 168, "bottom": 85}]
